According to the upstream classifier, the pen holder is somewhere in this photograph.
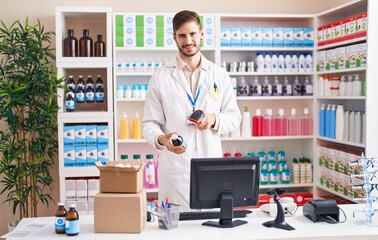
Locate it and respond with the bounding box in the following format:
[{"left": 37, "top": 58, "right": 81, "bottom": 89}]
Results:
[{"left": 156, "top": 204, "right": 180, "bottom": 230}]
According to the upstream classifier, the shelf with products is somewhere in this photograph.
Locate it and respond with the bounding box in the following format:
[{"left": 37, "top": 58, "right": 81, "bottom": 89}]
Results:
[
  {"left": 316, "top": 36, "right": 367, "bottom": 51},
  {"left": 317, "top": 136, "right": 365, "bottom": 148},
  {"left": 229, "top": 72, "right": 314, "bottom": 76},
  {"left": 236, "top": 96, "right": 313, "bottom": 101},
  {"left": 221, "top": 136, "right": 313, "bottom": 141},
  {"left": 260, "top": 183, "right": 313, "bottom": 190},
  {"left": 317, "top": 67, "right": 366, "bottom": 75}
]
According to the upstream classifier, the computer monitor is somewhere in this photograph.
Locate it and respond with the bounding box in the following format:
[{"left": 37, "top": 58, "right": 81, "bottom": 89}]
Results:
[{"left": 190, "top": 157, "right": 260, "bottom": 228}]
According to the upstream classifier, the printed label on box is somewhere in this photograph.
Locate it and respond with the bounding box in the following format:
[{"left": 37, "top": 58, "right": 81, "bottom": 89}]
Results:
[
  {"left": 293, "top": 28, "right": 303, "bottom": 47},
  {"left": 335, "top": 47, "right": 346, "bottom": 70},
  {"left": 335, "top": 20, "right": 345, "bottom": 42},
  {"left": 97, "top": 125, "right": 109, "bottom": 145},
  {"left": 86, "top": 146, "right": 98, "bottom": 166},
  {"left": 317, "top": 51, "right": 326, "bottom": 72},
  {"left": 230, "top": 27, "right": 241, "bottom": 47},
  {"left": 220, "top": 27, "right": 230, "bottom": 47},
  {"left": 86, "top": 125, "right": 97, "bottom": 146},
  {"left": 76, "top": 179, "right": 88, "bottom": 200},
  {"left": 65, "top": 180, "right": 76, "bottom": 200},
  {"left": 283, "top": 28, "right": 293, "bottom": 47},
  {"left": 303, "top": 28, "right": 314, "bottom": 47},
  {"left": 75, "top": 146, "right": 87, "bottom": 167},
  {"left": 273, "top": 27, "right": 283, "bottom": 47},
  {"left": 97, "top": 144, "right": 109, "bottom": 165},
  {"left": 355, "top": 12, "right": 367, "bottom": 38},
  {"left": 317, "top": 26, "right": 327, "bottom": 46},
  {"left": 74, "top": 125, "right": 86, "bottom": 146},
  {"left": 346, "top": 44, "right": 357, "bottom": 68},
  {"left": 344, "top": 16, "right": 356, "bottom": 40},
  {"left": 326, "top": 23, "right": 336, "bottom": 44},
  {"left": 356, "top": 43, "right": 366, "bottom": 67},
  {"left": 241, "top": 27, "right": 251, "bottom": 47},
  {"left": 63, "top": 126, "right": 75, "bottom": 146},
  {"left": 64, "top": 146, "right": 75, "bottom": 167},
  {"left": 326, "top": 49, "right": 336, "bottom": 71},
  {"left": 262, "top": 28, "right": 272, "bottom": 47},
  {"left": 251, "top": 27, "right": 262, "bottom": 47}
]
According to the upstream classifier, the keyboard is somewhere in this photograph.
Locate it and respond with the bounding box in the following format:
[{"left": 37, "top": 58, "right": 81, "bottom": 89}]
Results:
[{"left": 179, "top": 209, "right": 252, "bottom": 221}]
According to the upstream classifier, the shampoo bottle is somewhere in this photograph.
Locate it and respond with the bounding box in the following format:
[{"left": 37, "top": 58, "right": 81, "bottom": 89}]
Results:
[{"left": 132, "top": 111, "right": 142, "bottom": 139}]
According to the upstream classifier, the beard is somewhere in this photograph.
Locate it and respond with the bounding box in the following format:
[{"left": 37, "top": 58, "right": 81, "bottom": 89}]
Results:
[{"left": 177, "top": 43, "right": 201, "bottom": 58}]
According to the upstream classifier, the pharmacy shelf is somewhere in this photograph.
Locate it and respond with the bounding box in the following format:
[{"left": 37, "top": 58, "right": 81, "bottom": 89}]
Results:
[
  {"left": 116, "top": 98, "right": 145, "bottom": 102},
  {"left": 317, "top": 37, "right": 367, "bottom": 51},
  {"left": 317, "top": 96, "right": 366, "bottom": 100},
  {"left": 115, "top": 47, "right": 216, "bottom": 52},
  {"left": 315, "top": 184, "right": 354, "bottom": 202},
  {"left": 228, "top": 72, "right": 314, "bottom": 76},
  {"left": 316, "top": 67, "right": 367, "bottom": 75},
  {"left": 116, "top": 139, "right": 147, "bottom": 143},
  {"left": 236, "top": 96, "right": 313, "bottom": 101},
  {"left": 220, "top": 47, "right": 314, "bottom": 52},
  {"left": 221, "top": 136, "right": 314, "bottom": 141},
  {"left": 58, "top": 112, "right": 113, "bottom": 121},
  {"left": 116, "top": 72, "right": 153, "bottom": 77},
  {"left": 60, "top": 167, "right": 99, "bottom": 178},
  {"left": 56, "top": 57, "right": 112, "bottom": 68},
  {"left": 260, "top": 183, "right": 313, "bottom": 190},
  {"left": 317, "top": 136, "right": 365, "bottom": 148}
]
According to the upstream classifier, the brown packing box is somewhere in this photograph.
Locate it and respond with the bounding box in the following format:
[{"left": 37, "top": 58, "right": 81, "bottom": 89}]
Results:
[
  {"left": 95, "top": 161, "right": 145, "bottom": 193},
  {"left": 94, "top": 191, "right": 147, "bottom": 233}
]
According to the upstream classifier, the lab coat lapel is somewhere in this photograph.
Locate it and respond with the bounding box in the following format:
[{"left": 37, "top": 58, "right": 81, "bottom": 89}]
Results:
[{"left": 172, "top": 64, "right": 193, "bottom": 98}]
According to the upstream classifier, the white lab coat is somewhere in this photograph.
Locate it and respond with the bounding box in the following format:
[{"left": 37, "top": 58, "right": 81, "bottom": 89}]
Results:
[{"left": 142, "top": 54, "right": 241, "bottom": 211}]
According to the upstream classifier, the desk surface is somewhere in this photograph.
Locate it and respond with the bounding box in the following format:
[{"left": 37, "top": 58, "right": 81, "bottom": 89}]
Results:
[{"left": 4, "top": 204, "right": 378, "bottom": 240}]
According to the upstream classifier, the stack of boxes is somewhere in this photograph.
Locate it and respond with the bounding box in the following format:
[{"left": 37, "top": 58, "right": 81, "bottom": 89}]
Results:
[
  {"left": 94, "top": 161, "right": 146, "bottom": 233},
  {"left": 65, "top": 178, "right": 100, "bottom": 215},
  {"left": 63, "top": 124, "right": 109, "bottom": 167}
]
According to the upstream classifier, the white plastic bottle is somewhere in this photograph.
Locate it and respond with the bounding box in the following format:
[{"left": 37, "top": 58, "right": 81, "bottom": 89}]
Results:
[
  {"left": 362, "top": 112, "right": 366, "bottom": 144},
  {"left": 339, "top": 75, "right": 346, "bottom": 96},
  {"left": 335, "top": 104, "right": 344, "bottom": 140},
  {"left": 291, "top": 52, "right": 298, "bottom": 72},
  {"left": 116, "top": 85, "right": 124, "bottom": 98},
  {"left": 284, "top": 53, "right": 292, "bottom": 73},
  {"left": 241, "top": 106, "right": 251, "bottom": 137},
  {"left": 117, "top": 57, "right": 123, "bottom": 72},
  {"left": 124, "top": 85, "right": 132, "bottom": 99},
  {"left": 298, "top": 52, "right": 306, "bottom": 72},
  {"left": 124, "top": 58, "right": 132, "bottom": 72},
  {"left": 305, "top": 53, "right": 313, "bottom": 72},
  {"left": 352, "top": 74, "right": 361, "bottom": 96},
  {"left": 318, "top": 75, "right": 324, "bottom": 97},
  {"left": 272, "top": 76, "right": 282, "bottom": 96},
  {"left": 255, "top": 52, "right": 264, "bottom": 73},
  {"left": 348, "top": 111, "right": 355, "bottom": 142},
  {"left": 346, "top": 75, "right": 353, "bottom": 96},
  {"left": 264, "top": 52, "right": 272, "bottom": 73},
  {"left": 354, "top": 111, "right": 361, "bottom": 143},
  {"left": 262, "top": 77, "right": 272, "bottom": 96},
  {"left": 343, "top": 110, "right": 349, "bottom": 141},
  {"left": 278, "top": 52, "right": 285, "bottom": 72},
  {"left": 271, "top": 52, "right": 278, "bottom": 72}
]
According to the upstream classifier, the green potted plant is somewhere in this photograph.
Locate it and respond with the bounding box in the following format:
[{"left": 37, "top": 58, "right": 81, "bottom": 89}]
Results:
[{"left": 0, "top": 18, "right": 64, "bottom": 227}]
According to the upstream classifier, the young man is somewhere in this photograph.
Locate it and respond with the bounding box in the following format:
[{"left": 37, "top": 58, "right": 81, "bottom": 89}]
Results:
[{"left": 142, "top": 10, "right": 241, "bottom": 211}]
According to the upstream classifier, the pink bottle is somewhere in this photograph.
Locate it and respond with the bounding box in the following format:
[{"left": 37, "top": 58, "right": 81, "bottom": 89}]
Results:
[
  {"left": 288, "top": 108, "right": 301, "bottom": 136},
  {"left": 252, "top": 109, "right": 264, "bottom": 136},
  {"left": 144, "top": 154, "right": 157, "bottom": 189},
  {"left": 275, "top": 108, "right": 288, "bottom": 136},
  {"left": 264, "top": 108, "right": 276, "bottom": 136},
  {"left": 301, "top": 108, "right": 313, "bottom": 135}
]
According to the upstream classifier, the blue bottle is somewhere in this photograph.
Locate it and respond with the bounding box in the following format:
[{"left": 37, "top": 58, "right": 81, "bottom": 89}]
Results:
[
  {"left": 319, "top": 104, "right": 326, "bottom": 137},
  {"left": 325, "top": 104, "right": 331, "bottom": 138},
  {"left": 330, "top": 104, "right": 336, "bottom": 139}
]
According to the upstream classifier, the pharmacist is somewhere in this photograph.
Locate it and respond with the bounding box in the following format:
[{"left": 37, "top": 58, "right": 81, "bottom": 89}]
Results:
[{"left": 142, "top": 10, "right": 241, "bottom": 211}]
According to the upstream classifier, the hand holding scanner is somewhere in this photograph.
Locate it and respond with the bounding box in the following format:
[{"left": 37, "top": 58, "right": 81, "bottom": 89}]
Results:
[{"left": 189, "top": 110, "right": 204, "bottom": 124}]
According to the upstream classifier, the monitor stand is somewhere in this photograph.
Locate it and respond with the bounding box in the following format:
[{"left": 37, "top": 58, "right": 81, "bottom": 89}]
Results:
[{"left": 202, "top": 193, "right": 247, "bottom": 228}]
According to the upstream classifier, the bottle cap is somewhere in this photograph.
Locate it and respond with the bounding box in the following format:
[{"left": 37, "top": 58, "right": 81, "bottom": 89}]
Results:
[
  {"left": 256, "top": 109, "right": 261, "bottom": 116},
  {"left": 125, "top": 85, "right": 131, "bottom": 90},
  {"left": 133, "top": 154, "right": 141, "bottom": 160},
  {"left": 303, "top": 108, "right": 309, "bottom": 115},
  {"left": 121, "top": 154, "right": 128, "bottom": 160},
  {"left": 87, "top": 75, "right": 92, "bottom": 78},
  {"left": 278, "top": 108, "right": 284, "bottom": 117},
  {"left": 133, "top": 84, "right": 140, "bottom": 90},
  {"left": 58, "top": 202, "right": 65, "bottom": 206},
  {"left": 291, "top": 108, "right": 296, "bottom": 116},
  {"left": 146, "top": 154, "right": 154, "bottom": 159},
  {"left": 69, "top": 203, "right": 76, "bottom": 208},
  {"left": 117, "top": 85, "right": 123, "bottom": 90}
]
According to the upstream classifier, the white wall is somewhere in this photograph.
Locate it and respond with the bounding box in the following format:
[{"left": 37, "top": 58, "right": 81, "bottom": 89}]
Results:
[{"left": 0, "top": 0, "right": 360, "bottom": 235}]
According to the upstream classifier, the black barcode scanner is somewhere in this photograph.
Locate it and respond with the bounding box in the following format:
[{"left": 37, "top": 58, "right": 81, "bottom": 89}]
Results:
[{"left": 189, "top": 110, "right": 204, "bottom": 124}]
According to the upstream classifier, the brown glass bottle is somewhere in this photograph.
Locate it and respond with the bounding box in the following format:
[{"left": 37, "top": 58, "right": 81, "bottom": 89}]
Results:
[
  {"left": 63, "top": 29, "right": 78, "bottom": 57},
  {"left": 65, "top": 204, "right": 79, "bottom": 236},
  {"left": 94, "top": 34, "right": 106, "bottom": 57},
  {"left": 79, "top": 29, "right": 93, "bottom": 57},
  {"left": 55, "top": 202, "right": 67, "bottom": 234}
]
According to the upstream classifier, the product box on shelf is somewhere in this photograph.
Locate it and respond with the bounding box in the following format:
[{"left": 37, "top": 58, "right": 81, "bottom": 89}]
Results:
[
  {"left": 356, "top": 42, "right": 367, "bottom": 67},
  {"left": 326, "top": 49, "right": 336, "bottom": 71},
  {"left": 88, "top": 199, "right": 94, "bottom": 215},
  {"left": 94, "top": 191, "right": 147, "bottom": 233},
  {"left": 96, "top": 160, "right": 146, "bottom": 193},
  {"left": 345, "top": 44, "right": 357, "bottom": 68},
  {"left": 317, "top": 50, "right": 326, "bottom": 72},
  {"left": 241, "top": 27, "right": 252, "bottom": 47},
  {"left": 63, "top": 126, "right": 75, "bottom": 146},
  {"left": 88, "top": 179, "right": 100, "bottom": 199},
  {"left": 355, "top": 12, "right": 367, "bottom": 38},
  {"left": 64, "top": 146, "right": 75, "bottom": 167},
  {"left": 74, "top": 125, "right": 86, "bottom": 146},
  {"left": 272, "top": 27, "right": 283, "bottom": 47},
  {"left": 86, "top": 145, "right": 98, "bottom": 166},
  {"left": 283, "top": 27, "right": 293, "bottom": 47},
  {"left": 97, "top": 144, "right": 109, "bottom": 165},
  {"left": 76, "top": 200, "right": 88, "bottom": 216},
  {"left": 220, "top": 27, "right": 230, "bottom": 47},
  {"left": 335, "top": 46, "right": 346, "bottom": 70},
  {"left": 97, "top": 125, "right": 109, "bottom": 145},
  {"left": 230, "top": 27, "right": 241, "bottom": 47},
  {"left": 334, "top": 19, "right": 346, "bottom": 42},
  {"left": 303, "top": 28, "right": 314, "bottom": 47},
  {"left": 75, "top": 146, "right": 87, "bottom": 166},
  {"left": 326, "top": 23, "right": 336, "bottom": 44},
  {"left": 317, "top": 25, "right": 327, "bottom": 46},
  {"left": 344, "top": 16, "right": 356, "bottom": 40},
  {"left": 262, "top": 27, "right": 273, "bottom": 47},
  {"left": 86, "top": 125, "right": 97, "bottom": 146},
  {"left": 65, "top": 179, "right": 76, "bottom": 200},
  {"left": 293, "top": 27, "right": 303, "bottom": 47},
  {"left": 334, "top": 149, "right": 346, "bottom": 173},
  {"left": 76, "top": 179, "right": 88, "bottom": 200},
  {"left": 251, "top": 27, "right": 262, "bottom": 47}
]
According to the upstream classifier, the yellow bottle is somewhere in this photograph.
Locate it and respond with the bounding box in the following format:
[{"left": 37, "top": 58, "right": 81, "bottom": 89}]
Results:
[
  {"left": 132, "top": 111, "right": 142, "bottom": 139},
  {"left": 120, "top": 111, "right": 130, "bottom": 139}
]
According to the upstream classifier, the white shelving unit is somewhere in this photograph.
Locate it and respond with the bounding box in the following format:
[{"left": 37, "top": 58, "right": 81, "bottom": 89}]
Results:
[{"left": 56, "top": 7, "right": 114, "bottom": 202}]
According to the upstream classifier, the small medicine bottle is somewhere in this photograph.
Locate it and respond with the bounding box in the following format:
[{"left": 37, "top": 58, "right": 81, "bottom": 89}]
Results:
[
  {"left": 65, "top": 204, "right": 80, "bottom": 236},
  {"left": 55, "top": 202, "right": 67, "bottom": 234}
]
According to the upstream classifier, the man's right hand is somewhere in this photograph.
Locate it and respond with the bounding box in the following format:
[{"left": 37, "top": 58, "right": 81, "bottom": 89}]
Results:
[{"left": 158, "top": 132, "right": 186, "bottom": 154}]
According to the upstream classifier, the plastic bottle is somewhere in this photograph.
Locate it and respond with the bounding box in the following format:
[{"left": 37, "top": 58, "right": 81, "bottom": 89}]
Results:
[
  {"left": 250, "top": 77, "right": 262, "bottom": 96},
  {"left": 237, "top": 77, "right": 249, "bottom": 96},
  {"left": 303, "top": 77, "right": 313, "bottom": 96},
  {"left": 305, "top": 53, "right": 313, "bottom": 72},
  {"left": 255, "top": 52, "right": 264, "bottom": 73},
  {"left": 252, "top": 108, "right": 264, "bottom": 136},
  {"left": 246, "top": 149, "right": 255, "bottom": 157},
  {"left": 223, "top": 150, "right": 232, "bottom": 158},
  {"left": 278, "top": 52, "right": 285, "bottom": 72},
  {"left": 284, "top": 52, "right": 292, "bottom": 72},
  {"left": 324, "top": 75, "right": 330, "bottom": 96},
  {"left": 95, "top": 75, "right": 104, "bottom": 103},
  {"left": 354, "top": 111, "right": 361, "bottom": 143},
  {"left": 292, "top": 76, "right": 302, "bottom": 96},
  {"left": 338, "top": 75, "right": 346, "bottom": 96},
  {"left": 362, "top": 112, "right": 366, "bottom": 144},
  {"left": 120, "top": 154, "right": 128, "bottom": 160},
  {"left": 65, "top": 94, "right": 75, "bottom": 112},
  {"left": 269, "top": 168, "right": 279, "bottom": 185},
  {"left": 144, "top": 154, "right": 156, "bottom": 189},
  {"left": 271, "top": 52, "right": 278, "bottom": 72},
  {"left": 318, "top": 75, "right": 324, "bottom": 97},
  {"left": 132, "top": 84, "right": 140, "bottom": 98},
  {"left": 298, "top": 52, "right": 306, "bottom": 72},
  {"left": 264, "top": 108, "right": 275, "bottom": 136},
  {"left": 335, "top": 104, "right": 344, "bottom": 140},
  {"left": 288, "top": 108, "right": 301, "bottom": 136},
  {"left": 330, "top": 105, "right": 336, "bottom": 139},
  {"left": 267, "top": 148, "right": 276, "bottom": 171},
  {"left": 291, "top": 52, "right": 298, "bottom": 72},
  {"left": 132, "top": 111, "right": 142, "bottom": 139},
  {"left": 282, "top": 77, "right": 292, "bottom": 96},
  {"left": 79, "top": 29, "right": 93, "bottom": 57},
  {"left": 260, "top": 169, "right": 269, "bottom": 185},
  {"left": 277, "top": 150, "right": 287, "bottom": 172},
  {"left": 116, "top": 85, "right": 124, "bottom": 98},
  {"left": 343, "top": 110, "right": 349, "bottom": 141},
  {"left": 75, "top": 76, "right": 85, "bottom": 104},
  {"left": 94, "top": 34, "right": 105, "bottom": 57},
  {"left": 262, "top": 77, "right": 272, "bottom": 96},
  {"left": 292, "top": 158, "right": 300, "bottom": 184},
  {"left": 140, "top": 84, "right": 146, "bottom": 99},
  {"left": 55, "top": 202, "right": 67, "bottom": 234},
  {"left": 281, "top": 168, "right": 291, "bottom": 184},
  {"left": 124, "top": 85, "right": 132, "bottom": 99},
  {"left": 120, "top": 111, "right": 130, "bottom": 139},
  {"left": 63, "top": 29, "right": 78, "bottom": 57},
  {"left": 325, "top": 104, "right": 332, "bottom": 138},
  {"left": 258, "top": 148, "right": 267, "bottom": 170},
  {"left": 264, "top": 52, "right": 272, "bottom": 72},
  {"left": 139, "top": 58, "right": 147, "bottom": 72},
  {"left": 346, "top": 75, "right": 353, "bottom": 96},
  {"left": 65, "top": 204, "right": 79, "bottom": 236},
  {"left": 301, "top": 108, "right": 313, "bottom": 136},
  {"left": 319, "top": 104, "right": 326, "bottom": 137},
  {"left": 147, "top": 58, "right": 155, "bottom": 72},
  {"left": 234, "top": 149, "right": 243, "bottom": 157},
  {"left": 241, "top": 107, "right": 251, "bottom": 137},
  {"left": 272, "top": 77, "right": 282, "bottom": 96},
  {"left": 352, "top": 74, "right": 361, "bottom": 96},
  {"left": 348, "top": 111, "right": 355, "bottom": 142},
  {"left": 133, "top": 154, "right": 141, "bottom": 161},
  {"left": 275, "top": 108, "right": 288, "bottom": 136}
]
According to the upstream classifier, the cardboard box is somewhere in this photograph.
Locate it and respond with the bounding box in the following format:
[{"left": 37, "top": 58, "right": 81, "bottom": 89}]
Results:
[
  {"left": 283, "top": 27, "right": 293, "bottom": 47},
  {"left": 94, "top": 191, "right": 147, "bottom": 233},
  {"left": 317, "top": 25, "right": 327, "bottom": 46},
  {"left": 220, "top": 27, "right": 230, "bottom": 47},
  {"left": 326, "top": 23, "right": 336, "bottom": 44},
  {"left": 303, "top": 28, "right": 314, "bottom": 47},
  {"left": 317, "top": 50, "right": 326, "bottom": 72},
  {"left": 241, "top": 27, "right": 252, "bottom": 47},
  {"left": 346, "top": 44, "right": 357, "bottom": 69},
  {"left": 230, "top": 27, "right": 241, "bottom": 47},
  {"left": 262, "top": 27, "right": 273, "bottom": 47},
  {"left": 293, "top": 27, "right": 303, "bottom": 47},
  {"left": 335, "top": 47, "right": 346, "bottom": 70},
  {"left": 326, "top": 49, "right": 336, "bottom": 71},
  {"left": 96, "top": 161, "right": 145, "bottom": 193},
  {"left": 334, "top": 19, "right": 346, "bottom": 43},
  {"left": 344, "top": 16, "right": 356, "bottom": 40},
  {"left": 272, "top": 27, "right": 283, "bottom": 47},
  {"left": 356, "top": 42, "right": 367, "bottom": 67},
  {"left": 251, "top": 27, "right": 262, "bottom": 47},
  {"left": 355, "top": 12, "right": 367, "bottom": 38}
]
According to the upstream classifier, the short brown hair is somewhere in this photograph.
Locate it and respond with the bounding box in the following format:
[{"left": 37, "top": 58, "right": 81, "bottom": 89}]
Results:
[{"left": 172, "top": 10, "right": 202, "bottom": 33}]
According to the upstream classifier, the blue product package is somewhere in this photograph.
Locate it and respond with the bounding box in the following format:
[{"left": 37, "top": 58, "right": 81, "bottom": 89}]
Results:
[
  {"left": 262, "top": 28, "right": 273, "bottom": 47},
  {"left": 75, "top": 146, "right": 87, "bottom": 167},
  {"left": 97, "top": 144, "right": 109, "bottom": 165},
  {"left": 273, "top": 27, "right": 283, "bottom": 47},
  {"left": 220, "top": 27, "right": 230, "bottom": 47},
  {"left": 230, "top": 27, "right": 241, "bottom": 47},
  {"left": 293, "top": 28, "right": 304, "bottom": 47},
  {"left": 74, "top": 125, "right": 86, "bottom": 146},
  {"left": 86, "top": 125, "right": 97, "bottom": 146},
  {"left": 251, "top": 27, "right": 262, "bottom": 47},
  {"left": 64, "top": 146, "right": 75, "bottom": 167},
  {"left": 97, "top": 125, "right": 109, "bottom": 145},
  {"left": 86, "top": 145, "right": 98, "bottom": 166},
  {"left": 283, "top": 28, "right": 294, "bottom": 47},
  {"left": 241, "top": 27, "right": 252, "bottom": 47},
  {"left": 304, "top": 28, "right": 314, "bottom": 47},
  {"left": 63, "top": 126, "right": 75, "bottom": 146}
]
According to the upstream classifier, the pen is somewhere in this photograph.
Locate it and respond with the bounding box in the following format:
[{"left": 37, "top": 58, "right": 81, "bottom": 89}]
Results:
[{"left": 161, "top": 201, "right": 165, "bottom": 208}]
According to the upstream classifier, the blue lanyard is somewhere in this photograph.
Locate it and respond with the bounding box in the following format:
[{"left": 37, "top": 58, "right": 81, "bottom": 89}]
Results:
[{"left": 187, "top": 85, "right": 202, "bottom": 112}]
